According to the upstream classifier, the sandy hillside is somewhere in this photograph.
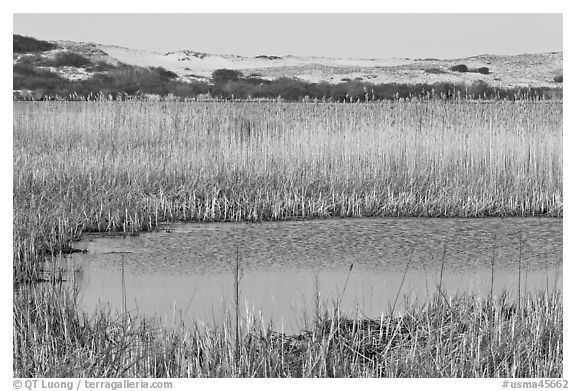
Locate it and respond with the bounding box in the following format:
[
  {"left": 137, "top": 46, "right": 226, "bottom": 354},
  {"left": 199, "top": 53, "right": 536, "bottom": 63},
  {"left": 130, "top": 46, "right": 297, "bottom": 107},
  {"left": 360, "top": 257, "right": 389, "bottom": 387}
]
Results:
[{"left": 52, "top": 40, "right": 562, "bottom": 88}]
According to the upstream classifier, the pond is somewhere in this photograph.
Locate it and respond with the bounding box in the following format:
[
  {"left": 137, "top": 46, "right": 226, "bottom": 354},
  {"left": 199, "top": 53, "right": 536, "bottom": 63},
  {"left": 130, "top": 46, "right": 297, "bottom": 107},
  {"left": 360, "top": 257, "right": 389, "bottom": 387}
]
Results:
[{"left": 66, "top": 218, "right": 562, "bottom": 333}]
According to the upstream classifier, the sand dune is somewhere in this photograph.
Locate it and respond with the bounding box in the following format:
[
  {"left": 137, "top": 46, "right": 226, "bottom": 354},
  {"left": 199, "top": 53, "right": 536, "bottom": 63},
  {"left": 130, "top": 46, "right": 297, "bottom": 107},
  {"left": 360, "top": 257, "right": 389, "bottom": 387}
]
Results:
[{"left": 52, "top": 40, "right": 563, "bottom": 88}]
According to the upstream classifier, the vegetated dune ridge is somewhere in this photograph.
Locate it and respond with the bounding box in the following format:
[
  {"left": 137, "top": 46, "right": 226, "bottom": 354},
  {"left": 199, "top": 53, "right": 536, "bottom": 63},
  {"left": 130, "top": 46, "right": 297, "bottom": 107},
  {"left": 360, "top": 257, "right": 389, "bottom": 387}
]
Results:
[{"left": 35, "top": 40, "right": 562, "bottom": 88}]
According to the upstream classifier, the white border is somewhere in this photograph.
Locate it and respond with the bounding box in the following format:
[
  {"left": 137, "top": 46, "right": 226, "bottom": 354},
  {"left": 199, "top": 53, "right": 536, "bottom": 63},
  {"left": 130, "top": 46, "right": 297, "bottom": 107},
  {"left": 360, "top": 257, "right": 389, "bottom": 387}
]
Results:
[{"left": 2, "top": 4, "right": 571, "bottom": 390}]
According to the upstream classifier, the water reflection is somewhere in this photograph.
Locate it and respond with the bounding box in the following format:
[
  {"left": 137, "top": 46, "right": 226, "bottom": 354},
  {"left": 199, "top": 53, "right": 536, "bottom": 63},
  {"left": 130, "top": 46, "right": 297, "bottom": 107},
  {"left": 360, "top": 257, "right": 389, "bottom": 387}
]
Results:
[{"left": 68, "top": 218, "right": 562, "bottom": 332}]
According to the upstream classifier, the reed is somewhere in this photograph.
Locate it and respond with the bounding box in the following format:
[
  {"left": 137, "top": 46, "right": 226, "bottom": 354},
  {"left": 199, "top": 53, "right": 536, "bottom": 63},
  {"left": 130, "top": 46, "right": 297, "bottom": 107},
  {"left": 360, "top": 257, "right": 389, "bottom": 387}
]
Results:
[
  {"left": 13, "top": 282, "right": 563, "bottom": 378},
  {"left": 13, "top": 100, "right": 562, "bottom": 283},
  {"left": 12, "top": 99, "right": 563, "bottom": 377}
]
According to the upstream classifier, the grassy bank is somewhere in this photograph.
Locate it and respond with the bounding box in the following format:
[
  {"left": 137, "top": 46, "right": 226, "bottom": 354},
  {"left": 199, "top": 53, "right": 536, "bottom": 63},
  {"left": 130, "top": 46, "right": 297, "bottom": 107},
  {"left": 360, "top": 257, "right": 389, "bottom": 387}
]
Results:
[
  {"left": 14, "top": 283, "right": 562, "bottom": 377},
  {"left": 13, "top": 100, "right": 562, "bottom": 282}
]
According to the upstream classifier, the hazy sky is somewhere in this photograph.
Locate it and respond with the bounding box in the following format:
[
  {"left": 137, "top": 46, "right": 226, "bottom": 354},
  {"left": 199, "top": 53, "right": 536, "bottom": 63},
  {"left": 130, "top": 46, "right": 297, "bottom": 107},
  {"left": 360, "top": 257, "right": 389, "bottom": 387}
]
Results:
[{"left": 13, "top": 13, "right": 562, "bottom": 59}]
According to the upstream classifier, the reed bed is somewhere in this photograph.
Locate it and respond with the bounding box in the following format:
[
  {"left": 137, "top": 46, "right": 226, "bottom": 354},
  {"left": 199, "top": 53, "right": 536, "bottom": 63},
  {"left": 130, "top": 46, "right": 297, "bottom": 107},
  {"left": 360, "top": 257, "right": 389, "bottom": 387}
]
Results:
[
  {"left": 13, "top": 100, "right": 562, "bottom": 282},
  {"left": 13, "top": 100, "right": 563, "bottom": 377},
  {"left": 14, "top": 283, "right": 562, "bottom": 378}
]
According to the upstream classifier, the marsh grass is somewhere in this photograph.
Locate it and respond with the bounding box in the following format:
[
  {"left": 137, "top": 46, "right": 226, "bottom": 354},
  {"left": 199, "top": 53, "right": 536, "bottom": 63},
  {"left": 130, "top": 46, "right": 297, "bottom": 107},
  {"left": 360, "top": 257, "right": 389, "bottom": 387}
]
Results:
[
  {"left": 13, "top": 100, "right": 562, "bottom": 283},
  {"left": 13, "top": 282, "right": 562, "bottom": 378},
  {"left": 13, "top": 100, "right": 563, "bottom": 377}
]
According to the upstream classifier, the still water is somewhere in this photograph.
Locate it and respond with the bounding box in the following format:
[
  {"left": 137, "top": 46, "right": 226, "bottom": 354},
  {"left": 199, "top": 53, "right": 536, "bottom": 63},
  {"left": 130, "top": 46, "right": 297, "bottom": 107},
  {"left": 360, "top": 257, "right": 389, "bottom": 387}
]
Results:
[{"left": 67, "top": 218, "right": 562, "bottom": 333}]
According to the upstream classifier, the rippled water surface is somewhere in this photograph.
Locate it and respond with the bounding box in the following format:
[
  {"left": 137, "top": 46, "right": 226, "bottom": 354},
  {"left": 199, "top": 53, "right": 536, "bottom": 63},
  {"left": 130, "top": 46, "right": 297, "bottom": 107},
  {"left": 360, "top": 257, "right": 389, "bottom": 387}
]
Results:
[{"left": 68, "top": 218, "right": 562, "bottom": 332}]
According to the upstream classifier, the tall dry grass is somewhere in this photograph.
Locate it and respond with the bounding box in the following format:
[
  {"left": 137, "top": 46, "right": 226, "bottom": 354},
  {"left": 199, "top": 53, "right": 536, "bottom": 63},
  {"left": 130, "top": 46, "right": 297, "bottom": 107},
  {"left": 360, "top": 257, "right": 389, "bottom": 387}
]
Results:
[
  {"left": 13, "top": 100, "right": 562, "bottom": 282},
  {"left": 12, "top": 100, "right": 563, "bottom": 377},
  {"left": 14, "top": 283, "right": 562, "bottom": 377}
]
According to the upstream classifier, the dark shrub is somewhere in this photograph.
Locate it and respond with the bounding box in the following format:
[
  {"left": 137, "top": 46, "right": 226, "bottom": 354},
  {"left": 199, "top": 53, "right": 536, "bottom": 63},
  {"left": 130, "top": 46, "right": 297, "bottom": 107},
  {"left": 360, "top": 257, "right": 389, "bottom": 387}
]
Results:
[
  {"left": 344, "top": 81, "right": 367, "bottom": 101},
  {"left": 553, "top": 75, "right": 563, "bottom": 83},
  {"left": 13, "top": 63, "right": 41, "bottom": 78},
  {"left": 313, "top": 82, "right": 333, "bottom": 99},
  {"left": 13, "top": 63, "right": 71, "bottom": 97},
  {"left": 450, "top": 64, "right": 469, "bottom": 73},
  {"left": 13, "top": 34, "right": 57, "bottom": 53},
  {"left": 48, "top": 52, "right": 92, "bottom": 67},
  {"left": 329, "top": 83, "right": 349, "bottom": 101},
  {"left": 171, "top": 81, "right": 210, "bottom": 98},
  {"left": 212, "top": 69, "right": 243, "bottom": 84},
  {"left": 150, "top": 67, "right": 178, "bottom": 80},
  {"left": 269, "top": 78, "right": 307, "bottom": 101},
  {"left": 16, "top": 53, "right": 45, "bottom": 66},
  {"left": 425, "top": 68, "right": 446, "bottom": 74},
  {"left": 224, "top": 80, "right": 253, "bottom": 99},
  {"left": 477, "top": 67, "right": 490, "bottom": 75},
  {"left": 105, "top": 65, "right": 174, "bottom": 95},
  {"left": 468, "top": 80, "right": 491, "bottom": 98}
]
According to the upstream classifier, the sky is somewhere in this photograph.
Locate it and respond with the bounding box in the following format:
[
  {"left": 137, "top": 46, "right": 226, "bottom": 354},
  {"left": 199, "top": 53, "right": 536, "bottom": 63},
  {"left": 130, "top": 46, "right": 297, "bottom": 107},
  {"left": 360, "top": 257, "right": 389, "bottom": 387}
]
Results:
[{"left": 13, "top": 13, "right": 563, "bottom": 59}]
